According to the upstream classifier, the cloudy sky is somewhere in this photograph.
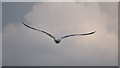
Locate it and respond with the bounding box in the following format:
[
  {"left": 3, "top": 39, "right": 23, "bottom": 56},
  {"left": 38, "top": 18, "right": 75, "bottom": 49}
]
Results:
[{"left": 2, "top": 2, "right": 118, "bottom": 66}]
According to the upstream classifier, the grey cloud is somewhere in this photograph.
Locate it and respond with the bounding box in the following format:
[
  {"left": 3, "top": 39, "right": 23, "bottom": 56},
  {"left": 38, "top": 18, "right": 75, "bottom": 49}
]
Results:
[
  {"left": 99, "top": 2, "right": 118, "bottom": 34},
  {"left": 2, "top": 2, "right": 35, "bottom": 28}
]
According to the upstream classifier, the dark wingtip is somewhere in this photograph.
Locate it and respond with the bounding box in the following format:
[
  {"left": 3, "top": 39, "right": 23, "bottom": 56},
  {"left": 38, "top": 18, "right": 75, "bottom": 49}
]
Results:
[
  {"left": 93, "top": 31, "right": 96, "bottom": 33},
  {"left": 21, "top": 21, "right": 25, "bottom": 25},
  {"left": 21, "top": 21, "right": 29, "bottom": 27},
  {"left": 92, "top": 31, "right": 96, "bottom": 34},
  {"left": 89, "top": 31, "right": 96, "bottom": 34}
]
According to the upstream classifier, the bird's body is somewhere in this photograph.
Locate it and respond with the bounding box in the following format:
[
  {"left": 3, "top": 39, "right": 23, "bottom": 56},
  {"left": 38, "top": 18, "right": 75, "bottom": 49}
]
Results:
[
  {"left": 21, "top": 22, "right": 96, "bottom": 44},
  {"left": 54, "top": 37, "right": 62, "bottom": 44}
]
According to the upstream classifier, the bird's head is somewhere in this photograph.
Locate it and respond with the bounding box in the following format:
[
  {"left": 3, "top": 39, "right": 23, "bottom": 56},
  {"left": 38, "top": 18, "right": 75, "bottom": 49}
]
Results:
[
  {"left": 54, "top": 38, "right": 61, "bottom": 44},
  {"left": 55, "top": 40, "right": 61, "bottom": 44}
]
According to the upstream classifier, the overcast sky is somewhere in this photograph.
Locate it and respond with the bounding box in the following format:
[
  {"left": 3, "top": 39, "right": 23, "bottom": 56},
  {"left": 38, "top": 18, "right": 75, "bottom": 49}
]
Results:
[{"left": 2, "top": 2, "right": 118, "bottom": 66}]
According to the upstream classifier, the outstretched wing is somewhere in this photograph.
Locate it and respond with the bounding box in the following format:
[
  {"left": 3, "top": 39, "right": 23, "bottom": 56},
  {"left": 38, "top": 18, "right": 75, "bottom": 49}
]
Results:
[
  {"left": 21, "top": 22, "right": 55, "bottom": 40},
  {"left": 61, "top": 31, "right": 96, "bottom": 39}
]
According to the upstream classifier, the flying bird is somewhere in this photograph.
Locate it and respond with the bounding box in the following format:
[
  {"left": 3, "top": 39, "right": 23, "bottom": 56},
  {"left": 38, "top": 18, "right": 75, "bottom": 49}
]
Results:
[{"left": 21, "top": 22, "right": 96, "bottom": 44}]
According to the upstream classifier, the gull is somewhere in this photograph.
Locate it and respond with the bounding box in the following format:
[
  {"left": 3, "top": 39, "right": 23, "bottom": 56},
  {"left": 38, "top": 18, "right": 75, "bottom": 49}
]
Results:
[{"left": 21, "top": 22, "right": 96, "bottom": 44}]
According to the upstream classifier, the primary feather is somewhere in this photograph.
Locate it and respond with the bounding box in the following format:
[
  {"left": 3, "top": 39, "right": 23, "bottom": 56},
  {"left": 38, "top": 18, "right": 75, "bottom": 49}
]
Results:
[{"left": 21, "top": 22, "right": 55, "bottom": 40}]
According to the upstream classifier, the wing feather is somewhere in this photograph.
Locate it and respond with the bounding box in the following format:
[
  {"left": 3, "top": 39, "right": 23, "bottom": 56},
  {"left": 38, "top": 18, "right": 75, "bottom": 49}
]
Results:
[
  {"left": 61, "top": 31, "right": 96, "bottom": 39},
  {"left": 21, "top": 22, "right": 55, "bottom": 40}
]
